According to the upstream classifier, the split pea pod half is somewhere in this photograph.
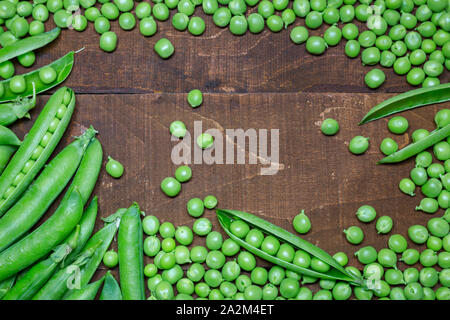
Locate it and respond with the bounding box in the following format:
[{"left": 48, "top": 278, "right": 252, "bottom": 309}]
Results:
[
  {"left": 60, "top": 209, "right": 125, "bottom": 299},
  {"left": 63, "top": 275, "right": 105, "bottom": 300},
  {"left": 0, "top": 27, "right": 61, "bottom": 65},
  {"left": 32, "top": 240, "right": 103, "bottom": 300},
  {"left": 0, "top": 189, "right": 83, "bottom": 282},
  {"left": 0, "top": 127, "right": 96, "bottom": 252},
  {"left": 0, "top": 86, "right": 76, "bottom": 216},
  {"left": 0, "top": 124, "right": 21, "bottom": 174},
  {"left": 0, "top": 82, "right": 36, "bottom": 127},
  {"left": 2, "top": 226, "right": 80, "bottom": 300},
  {"left": 64, "top": 197, "right": 99, "bottom": 266},
  {"left": 118, "top": 203, "right": 145, "bottom": 300},
  {"left": 0, "top": 51, "right": 74, "bottom": 103},
  {"left": 99, "top": 271, "right": 122, "bottom": 300},
  {"left": 0, "top": 275, "right": 16, "bottom": 299},
  {"left": 360, "top": 83, "right": 450, "bottom": 124},
  {"left": 217, "top": 209, "right": 363, "bottom": 286}
]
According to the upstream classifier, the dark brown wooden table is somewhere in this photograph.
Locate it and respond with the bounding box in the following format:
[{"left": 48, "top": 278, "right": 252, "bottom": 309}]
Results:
[{"left": 10, "top": 10, "right": 450, "bottom": 296}]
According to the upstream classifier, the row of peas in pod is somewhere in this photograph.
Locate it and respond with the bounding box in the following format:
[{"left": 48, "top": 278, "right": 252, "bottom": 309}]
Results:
[{"left": 1, "top": 0, "right": 447, "bottom": 87}]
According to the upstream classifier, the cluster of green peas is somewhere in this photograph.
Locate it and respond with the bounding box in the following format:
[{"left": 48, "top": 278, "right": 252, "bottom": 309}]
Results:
[
  {"left": 0, "top": 64, "right": 58, "bottom": 94},
  {"left": 344, "top": 204, "right": 450, "bottom": 300},
  {"left": 0, "top": 89, "right": 70, "bottom": 203}
]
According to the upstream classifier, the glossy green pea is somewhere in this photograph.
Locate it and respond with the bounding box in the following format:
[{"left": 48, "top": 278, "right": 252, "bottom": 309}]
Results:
[
  {"left": 30, "top": 146, "right": 44, "bottom": 161},
  {"left": 356, "top": 205, "right": 376, "bottom": 223},
  {"left": 342, "top": 23, "right": 359, "bottom": 40},
  {"left": 202, "top": 0, "right": 218, "bottom": 14},
  {"left": 305, "top": 11, "right": 322, "bottom": 29},
  {"left": 423, "top": 77, "right": 440, "bottom": 88},
  {"left": 142, "top": 216, "right": 160, "bottom": 236},
  {"left": 422, "top": 178, "right": 442, "bottom": 198},
  {"left": 320, "top": 118, "right": 339, "bottom": 135},
  {"left": 292, "top": 0, "right": 310, "bottom": 17},
  {"left": 365, "top": 69, "right": 385, "bottom": 89},
  {"left": 306, "top": 36, "right": 327, "bottom": 55},
  {"left": 188, "top": 16, "right": 206, "bottom": 36},
  {"left": 119, "top": 12, "right": 136, "bottom": 31},
  {"left": 160, "top": 177, "right": 181, "bottom": 197},
  {"left": 349, "top": 136, "right": 369, "bottom": 154},
  {"left": 401, "top": 248, "right": 420, "bottom": 265},
  {"left": 391, "top": 40, "right": 407, "bottom": 56},
  {"left": 140, "top": 17, "right": 157, "bottom": 36},
  {"left": 292, "top": 210, "right": 311, "bottom": 234},
  {"left": 172, "top": 12, "right": 189, "bottom": 31},
  {"left": 114, "top": 0, "right": 134, "bottom": 12},
  {"left": 32, "top": 4, "right": 49, "bottom": 22},
  {"left": 178, "top": 0, "right": 195, "bottom": 16},
  {"left": 135, "top": 2, "right": 151, "bottom": 19},
  {"left": 99, "top": 31, "right": 118, "bottom": 52},
  {"left": 427, "top": 235, "right": 443, "bottom": 251},
  {"left": 343, "top": 226, "right": 364, "bottom": 244},
  {"left": 9, "top": 76, "right": 26, "bottom": 94},
  {"left": 85, "top": 7, "right": 101, "bottom": 22},
  {"left": 197, "top": 133, "right": 214, "bottom": 149},
  {"left": 408, "top": 225, "right": 429, "bottom": 244},
  {"left": 400, "top": 12, "right": 417, "bottom": 29},
  {"left": 361, "top": 47, "right": 380, "bottom": 65},
  {"left": 38, "top": 66, "right": 57, "bottom": 85},
  {"left": 385, "top": 269, "right": 405, "bottom": 286},
  {"left": 376, "top": 216, "right": 393, "bottom": 234},
  {"left": 186, "top": 198, "right": 204, "bottom": 217},
  {"left": 324, "top": 25, "right": 342, "bottom": 46},
  {"left": 383, "top": 9, "right": 400, "bottom": 25},
  {"left": 213, "top": 7, "right": 231, "bottom": 27},
  {"left": 247, "top": 13, "right": 264, "bottom": 34},
  {"left": 416, "top": 197, "right": 439, "bottom": 213},
  {"left": 101, "top": 3, "right": 119, "bottom": 20},
  {"left": 203, "top": 195, "right": 218, "bottom": 209},
  {"left": 154, "top": 38, "right": 174, "bottom": 59},
  {"left": 416, "top": 151, "right": 433, "bottom": 168},
  {"left": 388, "top": 116, "right": 409, "bottom": 134},
  {"left": 410, "top": 167, "right": 427, "bottom": 186},
  {"left": 339, "top": 4, "right": 354, "bottom": 22},
  {"left": 399, "top": 178, "right": 415, "bottom": 196},
  {"left": 10, "top": 17, "right": 28, "bottom": 38},
  {"left": 266, "top": 15, "right": 283, "bottom": 33},
  {"left": 103, "top": 250, "right": 119, "bottom": 268},
  {"left": 420, "top": 249, "right": 438, "bottom": 267},
  {"left": 427, "top": 163, "right": 445, "bottom": 178},
  {"left": 28, "top": 21, "right": 45, "bottom": 36},
  {"left": 94, "top": 17, "right": 110, "bottom": 34},
  {"left": 322, "top": 7, "right": 339, "bottom": 25},
  {"left": 345, "top": 40, "right": 361, "bottom": 58},
  {"left": 169, "top": 120, "right": 187, "bottom": 138},
  {"left": 260, "top": 235, "right": 280, "bottom": 255},
  {"left": 355, "top": 246, "right": 377, "bottom": 264},
  {"left": 375, "top": 35, "right": 392, "bottom": 50}
]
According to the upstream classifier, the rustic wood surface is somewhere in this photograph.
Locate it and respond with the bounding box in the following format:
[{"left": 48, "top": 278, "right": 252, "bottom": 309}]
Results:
[{"left": 9, "top": 8, "right": 450, "bottom": 298}]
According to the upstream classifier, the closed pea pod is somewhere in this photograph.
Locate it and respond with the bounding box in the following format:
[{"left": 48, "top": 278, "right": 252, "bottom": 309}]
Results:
[
  {"left": 0, "top": 86, "right": 75, "bottom": 217},
  {"left": 0, "top": 189, "right": 83, "bottom": 282},
  {"left": 118, "top": 203, "right": 145, "bottom": 300},
  {"left": 0, "top": 126, "right": 96, "bottom": 252}
]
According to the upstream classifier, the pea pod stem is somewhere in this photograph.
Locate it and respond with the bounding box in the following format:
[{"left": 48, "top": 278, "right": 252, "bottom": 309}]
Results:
[
  {"left": 378, "top": 124, "right": 450, "bottom": 164},
  {"left": 360, "top": 83, "right": 450, "bottom": 124},
  {"left": 217, "top": 209, "right": 363, "bottom": 286},
  {"left": 0, "top": 51, "right": 74, "bottom": 103},
  {"left": 0, "top": 28, "right": 61, "bottom": 65},
  {"left": 0, "top": 82, "right": 36, "bottom": 126},
  {"left": 2, "top": 226, "right": 80, "bottom": 300}
]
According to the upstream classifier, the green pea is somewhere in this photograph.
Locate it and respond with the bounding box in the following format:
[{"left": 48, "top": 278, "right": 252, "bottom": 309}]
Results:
[
  {"left": 94, "top": 16, "right": 111, "bottom": 34},
  {"left": 197, "top": 133, "right": 214, "bottom": 149},
  {"left": 85, "top": 7, "right": 101, "bottom": 22},
  {"left": 187, "top": 198, "right": 204, "bottom": 217},
  {"left": 349, "top": 136, "right": 369, "bottom": 154},
  {"left": 258, "top": 0, "right": 274, "bottom": 18},
  {"left": 99, "top": 31, "right": 117, "bottom": 52},
  {"left": 342, "top": 23, "right": 359, "bottom": 40},
  {"left": 154, "top": 38, "right": 174, "bottom": 59},
  {"left": 323, "top": 7, "right": 339, "bottom": 24},
  {"left": 39, "top": 66, "right": 57, "bottom": 84},
  {"left": 114, "top": 0, "right": 134, "bottom": 12},
  {"left": 292, "top": 0, "right": 310, "bottom": 17},
  {"left": 10, "top": 16, "right": 28, "bottom": 37},
  {"left": 136, "top": 2, "right": 151, "bottom": 19},
  {"left": 143, "top": 215, "right": 160, "bottom": 236},
  {"left": 391, "top": 40, "right": 407, "bottom": 56},
  {"left": 32, "top": 4, "right": 49, "bottom": 22},
  {"left": 361, "top": 47, "right": 381, "bottom": 65},
  {"left": 339, "top": 4, "right": 354, "bottom": 22},
  {"left": 408, "top": 225, "right": 429, "bottom": 244},
  {"left": 153, "top": 3, "right": 169, "bottom": 21},
  {"left": 9, "top": 75, "right": 26, "bottom": 94},
  {"left": 247, "top": 13, "right": 264, "bottom": 34},
  {"left": 28, "top": 20, "right": 45, "bottom": 35},
  {"left": 101, "top": 3, "right": 120, "bottom": 20},
  {"left": 355, "top": 246, "right": 377, "bottom": 264},
  {"left": 343, "top": 226, "right": 364, "bottom": 244},
  {"left": 375, "top": 35, "right": 392, "bottom": 50},
  {"left": 305, "top": 11, "right": 322, "bottom": 29},
  {"left": 119, "top": 12, "right": 136, "bottom": 30},
  {"left": 320, "top": 118, "right": 339, "bottom": 135},
  {"left": 292, "top": 210, "right": 311, "bottom": 234},
  {"left": 72, "top": 14, "right": 87, "bottom": 31},
  {"left": 213, "top": 7, "right": 231, "bottom": 27},
  {"left": 140, "top": 17, "right": 157, "bottom": 36},
  {"left": 305, "top": 36, "right": 327, "bottom": 55},
  {"left": 376, "top": 216, "right": 393, "bottom": 234},
  {"left": 324, "top": 25, "right": 342, "bottom": 46},
  {"left": 103, "top": 250, "right": 119, "bottom": 268},
  {"left": 178, "top": 0, "right": 195, "bottom": 16},
  {"left": 401, "top": 248, "right": 420, "bottom": 265},
  {"left": 345, "top": 40, "right": 361, "bottom": 58},
  {"left": 203, "top": 195, "right": 218, "bottom": 209},
  {"left": 172, "top": 12, "right": 189, "bottom": 31},
  {"left": 202, "top": 0, "right": 218, "bottom": 14},
  {"left": 17, "top": 51, "right": 35, "bottom": 68},
  {"left": 106, "top": 156, "right": 124, "bottom": 178},
  {"left": 160, "top": 177, "right": 181, "bottom": 197}
]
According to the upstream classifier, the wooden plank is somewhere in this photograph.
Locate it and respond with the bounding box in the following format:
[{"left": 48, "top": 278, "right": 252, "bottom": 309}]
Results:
[
  {"left": 17, "top": 12, "right": 448, "bottom": 95},
  {"left": 10, "top": 93, "right": 450, "bottom": 278}
]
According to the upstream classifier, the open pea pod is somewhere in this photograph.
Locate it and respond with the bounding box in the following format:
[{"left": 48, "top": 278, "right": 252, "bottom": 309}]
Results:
[
  {"left": 360, "top": 83, "right": 450, "bottom": 124},
  {"left": 0, "top": 28, "right": 61, "bottom": 65},
  {"left": 217, "top": 209, "right": 363, "bottom": 286},
  {"left": 0, "top": 51, "right": 74, "bottom": 103}
]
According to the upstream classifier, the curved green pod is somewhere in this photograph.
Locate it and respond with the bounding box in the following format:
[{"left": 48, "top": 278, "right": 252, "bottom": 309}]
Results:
[
  {"left": 0, "top": 87, "right": 76, "bottom": 216},
  {"left": 0, "top": 127, "right": 96, "bottom": 252},
  {"left": 32, "top": 240, "right": 103, "bottom": 300},
  {"left": 0, "top": 28, "right": 61, "bottom": 65},
  {"left": 64, "top": 197, "right": 98, "bottom": 266},
  {"left": 2, "top": 227, "right": 80, "bottom": 300},
  {"left": 0, "top": 145, "right": 16, "bottom": 175},
  {"left": 360, "top": 83, "right": 450, "bottom": 124},
  {"left": 0, "top": 275, "right": 15, "bottom": 299},
  {"left": 217, "top": 209, "right": 363, "bottom": 286},
  {"left": 0, "top": 51, "right": 74, "bottom": 103},
  {"left": 60, "top": 209, "right": 125, "bottom": 299},
  {"left": 118, "top": 203, "right": 145, "bottom": 300},
  {"left": 99, "top": 271, "right": 122, "bottom": 300},
  {"left": 63, "top": 276, "right": 105, "bottom": 300},
  {"left": 0, "top": 189, "right": 83, "bottom": 282}
]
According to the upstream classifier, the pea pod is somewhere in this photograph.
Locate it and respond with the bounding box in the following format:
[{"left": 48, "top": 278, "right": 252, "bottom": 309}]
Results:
[
  {"left": 64, "top": 197, "right": 98, "bottom": 266},
  {"left": 32, "top": 240, "right": 103, "bottom": 300},
  {"left": 0, "top": 51, "right": 74, "bottom": 103},
  {"left": 118, "top": 203, "right": 145, "bottom": 300},
  {"left": 2, "top": 226, "right": 80, "bottom": 300},
  {"left": 63, "top": 275, "right": 105, "bottom": 300},
  {"left": 0, "top": 127, "right": 96, "bottom": 252},
  {"left": 378, "top": 124, "right": 450, "bottom": 164},
  {"left": 0, "top": 82, "right": 36, "bottom": 126},
  {"left": 60, "top": 209, "right": 125, "bottom": 299},
  {"left": 0, "top": 189, "right": 83, "bottom": 282},
  {"left": 0, "top": 87, "right": 76, "bottom": 216},
  {"left": 0, "top": 27, "right": 61, "bottom": 65},
  {"left": 360, "top": 83, "right": 450, "bottom": 124},
  {"left": 217, "top": 209, "right": 363, "bottom": 286},
  {"left": 99, "top": 271, "right": 122, "bottom": 300},
  {"left": 0, "top": 275, "right": 15, "bottom": 299}
]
